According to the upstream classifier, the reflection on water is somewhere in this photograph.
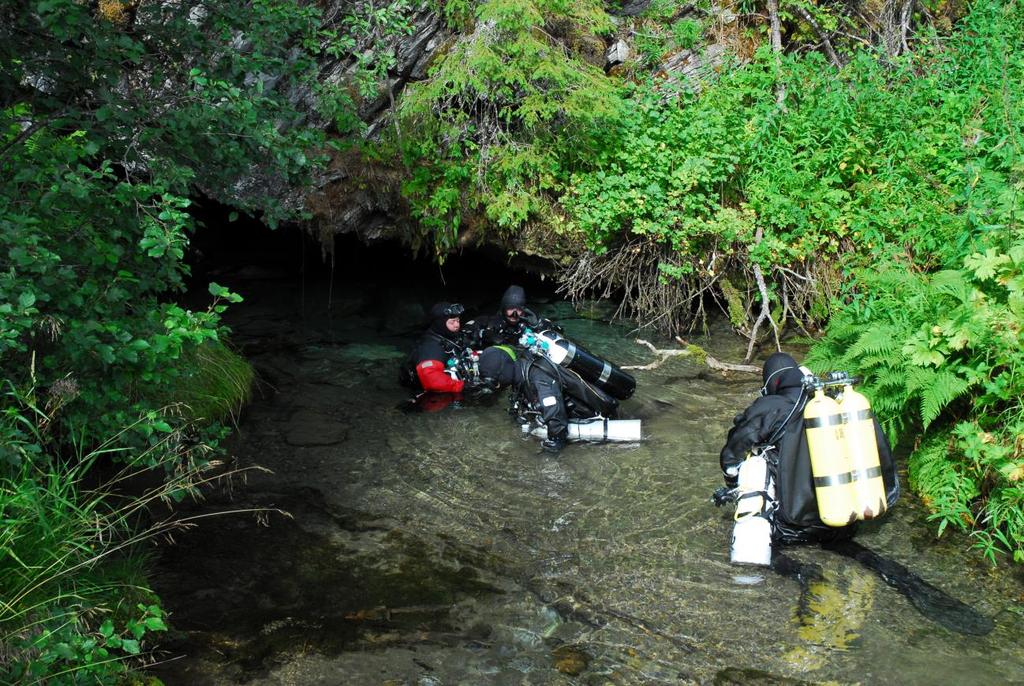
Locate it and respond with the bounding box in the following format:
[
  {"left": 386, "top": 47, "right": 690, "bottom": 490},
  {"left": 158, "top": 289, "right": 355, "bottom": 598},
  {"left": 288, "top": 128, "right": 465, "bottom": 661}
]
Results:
[
  {"left": 784, "top": 568, "right": 876, "bottom": 671},
  {"left": 152, "top": 263, "right": 1024, "bottom": 686}
]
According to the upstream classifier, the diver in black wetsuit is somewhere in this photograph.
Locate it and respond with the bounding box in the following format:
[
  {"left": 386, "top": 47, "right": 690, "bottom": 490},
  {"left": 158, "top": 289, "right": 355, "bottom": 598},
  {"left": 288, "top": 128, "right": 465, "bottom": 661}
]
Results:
[
  {"left": 717, "top": 354, "right": 993, "bottom": 636},
  {"left": 477, "top": 345, "right": 618, "bottom": 454},
  {"left": 465, "top": 285, "right": 540, "bottom": 348},
  {"left": 476, "top": 345, "right": 567, "bottom": 453},
  {"left": 401, "top": 302, "right": 470, "bottom": 394},
  {"left": 719, "top": 352, "right": 899, "bottom": 544}
]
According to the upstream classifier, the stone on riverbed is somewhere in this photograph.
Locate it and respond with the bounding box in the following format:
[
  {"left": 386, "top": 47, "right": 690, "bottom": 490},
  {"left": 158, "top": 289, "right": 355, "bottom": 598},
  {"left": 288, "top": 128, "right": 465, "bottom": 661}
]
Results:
[{"left": 285, "top": 410, "right": 349, "bottom": 446}]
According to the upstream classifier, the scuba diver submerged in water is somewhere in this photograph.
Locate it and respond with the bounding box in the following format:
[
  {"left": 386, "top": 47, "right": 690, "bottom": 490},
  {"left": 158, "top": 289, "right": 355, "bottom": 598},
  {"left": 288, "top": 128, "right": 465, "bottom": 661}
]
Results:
[
  {"left": 717, "top": 352, "right": 994, "bottom": 637},
  {"left": 402, "top": 287, "right": 639, "bottom": 453},
  {"left": 717, "top": 352, "right": 900, "bottom": 555},
  {"left": 475, "top": 344, "right": 621, "bottom": 454},
  {"left": 471, "top": 343, "right": 575, "bottom": 454},
  {"left": 465, "top": 285, "right": 538, "bottom": 348},
  {"left": 403, "top": 302, "right": 471, "bottom": 394}
]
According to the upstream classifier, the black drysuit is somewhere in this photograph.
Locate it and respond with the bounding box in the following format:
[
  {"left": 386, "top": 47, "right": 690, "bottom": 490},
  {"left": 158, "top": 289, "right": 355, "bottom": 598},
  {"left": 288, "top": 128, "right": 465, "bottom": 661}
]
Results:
[
  {"left": 514, "top": 351, "right": 618, "bottom": 441},
  {"left": 720, "top": 353, "right": 900, "bottom": 544},
  {"left": 465, "top": 309, "right": 539, "bottom": 348}
]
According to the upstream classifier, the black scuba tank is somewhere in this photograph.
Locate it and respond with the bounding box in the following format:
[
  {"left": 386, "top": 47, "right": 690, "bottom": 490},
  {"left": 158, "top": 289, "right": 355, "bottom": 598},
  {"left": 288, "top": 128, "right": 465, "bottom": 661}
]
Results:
[{"left": 522, "top": 329, "right": 636, "bottom": 400}]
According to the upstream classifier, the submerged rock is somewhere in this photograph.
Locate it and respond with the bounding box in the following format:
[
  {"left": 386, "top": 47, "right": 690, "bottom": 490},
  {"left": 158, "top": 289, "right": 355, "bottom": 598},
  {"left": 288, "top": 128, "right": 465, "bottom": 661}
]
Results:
[
  {"left": 285, "top": 410, "right": 348, "bottom": 446},
  {"left": 552, "top": 645, "right": 590, "bottom": 676}
]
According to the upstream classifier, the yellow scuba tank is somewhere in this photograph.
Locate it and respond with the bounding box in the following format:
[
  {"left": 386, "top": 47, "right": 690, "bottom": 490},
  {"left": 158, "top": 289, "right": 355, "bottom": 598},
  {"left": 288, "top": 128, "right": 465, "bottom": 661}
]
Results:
[
  {"left": 803, "top": 388, "right": 857, "bottom": 527},
  {"left": 838, "top": 384, "right": 887, "bottom": 520}
]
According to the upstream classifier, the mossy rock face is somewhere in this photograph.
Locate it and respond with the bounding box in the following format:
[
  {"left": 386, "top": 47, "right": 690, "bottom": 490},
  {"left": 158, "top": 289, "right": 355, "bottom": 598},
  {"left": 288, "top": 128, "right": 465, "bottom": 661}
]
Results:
[
  {"left": 513, "top": 216, "right": 588, "bottom": 264},
  {"left": 569, "top": 33, "right": 607, "bottom": 67}
]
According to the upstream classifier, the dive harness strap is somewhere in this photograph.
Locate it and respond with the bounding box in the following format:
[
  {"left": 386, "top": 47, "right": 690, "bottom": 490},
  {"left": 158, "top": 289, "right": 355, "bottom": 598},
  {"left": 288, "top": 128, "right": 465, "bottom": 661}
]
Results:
[
  {"left": 804, "top": 407, "right": 874, "bottom": 428},
  {"left": 730, "top": 444, "right": 777, "bottom": 520},
  {"left": 734, "top": 490, "right": 776, "bottom": 521},
  {"left": 427, "top": 331, "right": 468, "bottom": 358},
  {"left": 813, "top": 465, "right": 883, "bottom": 488}
]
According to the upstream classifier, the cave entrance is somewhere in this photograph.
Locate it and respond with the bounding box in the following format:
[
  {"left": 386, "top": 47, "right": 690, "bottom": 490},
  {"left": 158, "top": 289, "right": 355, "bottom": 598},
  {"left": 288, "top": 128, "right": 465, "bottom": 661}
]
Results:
[{"left": 184, "top": 199, "right": 559, "bottom": 326}]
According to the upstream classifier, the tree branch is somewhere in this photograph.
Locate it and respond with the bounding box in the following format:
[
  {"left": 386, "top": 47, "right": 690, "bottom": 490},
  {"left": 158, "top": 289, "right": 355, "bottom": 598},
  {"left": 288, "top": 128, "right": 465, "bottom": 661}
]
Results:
[
  {"left": 767, "top": 0, "right": 786, "bottom": 106},
  {"left": 623, "top": 339, "right": 760, "bottom": 374},
  {"left": 789, "top": 3, "right": 843, "bottom": 69},
  {"left": 745, "top": 227, "right": 781, "bottom": 362}
]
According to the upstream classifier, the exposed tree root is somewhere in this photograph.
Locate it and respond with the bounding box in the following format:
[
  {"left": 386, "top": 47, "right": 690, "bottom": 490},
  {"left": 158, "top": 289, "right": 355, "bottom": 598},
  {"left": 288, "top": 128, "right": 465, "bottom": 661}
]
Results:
[
  {"left": 557, "top": 237, "right": 716, "bottom": 335},
  {"left": 558, "top": 236, "right": 841, "bottom": 355}
]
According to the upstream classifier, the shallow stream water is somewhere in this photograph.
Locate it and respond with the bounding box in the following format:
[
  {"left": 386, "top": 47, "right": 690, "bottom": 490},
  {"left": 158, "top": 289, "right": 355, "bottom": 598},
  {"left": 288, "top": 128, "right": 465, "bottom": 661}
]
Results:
[{"left": 151, "top": 238, "right": 1024, "bottom": 686}]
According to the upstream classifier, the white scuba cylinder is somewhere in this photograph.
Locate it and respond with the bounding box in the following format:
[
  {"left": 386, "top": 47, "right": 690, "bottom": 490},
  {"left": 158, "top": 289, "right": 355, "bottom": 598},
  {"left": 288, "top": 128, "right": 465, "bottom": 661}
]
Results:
[
  {"left": 566, "top": 418, "right": 642, "bottom": 442},
  {"left": 730, "top": 452, "right": 776, "bottom": 566},
  {"left": 524, "top": 418, "right": 642, "bottom": 442}
]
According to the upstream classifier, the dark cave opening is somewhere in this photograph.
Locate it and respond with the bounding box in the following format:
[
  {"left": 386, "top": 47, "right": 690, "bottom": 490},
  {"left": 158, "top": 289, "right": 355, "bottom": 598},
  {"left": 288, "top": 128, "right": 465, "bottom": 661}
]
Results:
[{"left": 184, "top": 198, "right": 560, "bottom": 319}]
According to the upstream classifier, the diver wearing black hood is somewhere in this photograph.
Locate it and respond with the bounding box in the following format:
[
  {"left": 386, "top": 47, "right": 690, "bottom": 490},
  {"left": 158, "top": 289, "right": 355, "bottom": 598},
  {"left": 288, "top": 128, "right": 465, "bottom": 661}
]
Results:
[
  {"left": 470, "top": 344, "right": 568, "bottom": 452},
  {"left": 720, "top": 352, "right": 900, "bottom": 544},
  {"left": 408, "top": 302, "right": 469, "bottom": 394},
  {"left": 477, "top": 344, "right": 609, "bottom": 454},
  {"left": 465, "top": 285, "right": 540, "bottom": 348}
]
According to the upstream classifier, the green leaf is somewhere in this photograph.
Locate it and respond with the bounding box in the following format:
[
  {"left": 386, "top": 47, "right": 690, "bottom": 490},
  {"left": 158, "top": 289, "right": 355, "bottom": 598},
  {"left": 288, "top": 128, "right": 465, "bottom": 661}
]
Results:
[
  {"left": 208, "top": 282, "right": 229, "bottom": 297},
  {"left": 964, "top": 248, "right": 1009, "bottom": 280},
  {"left": 144, "top": 616, "right": 167, "bottom": 632}
]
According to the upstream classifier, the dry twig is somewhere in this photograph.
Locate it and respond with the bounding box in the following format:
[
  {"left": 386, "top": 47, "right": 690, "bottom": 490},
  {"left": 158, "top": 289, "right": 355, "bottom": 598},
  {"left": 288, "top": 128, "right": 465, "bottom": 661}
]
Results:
[{"left": 623, "top": 338, "right": 760, "bottom": 374}]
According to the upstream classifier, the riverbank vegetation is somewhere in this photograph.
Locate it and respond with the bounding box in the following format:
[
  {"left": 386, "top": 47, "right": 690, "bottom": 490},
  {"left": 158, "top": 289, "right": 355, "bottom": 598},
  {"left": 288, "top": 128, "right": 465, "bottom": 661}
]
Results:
[
  {"left": 2, "top": 0, "right": 1022, "bottom": 677},
  {"left": 0, "top": 0, "right": 370, "bottom": 680}
]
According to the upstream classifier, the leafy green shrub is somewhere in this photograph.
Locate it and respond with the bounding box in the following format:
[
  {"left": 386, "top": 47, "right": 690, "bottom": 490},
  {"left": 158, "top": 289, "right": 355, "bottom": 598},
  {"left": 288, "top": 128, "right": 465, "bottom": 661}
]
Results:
[
  {"left": 671, "top": 18, "right": 704, "bottom": 50},
  {"left": 559, "top": 0, "right": 1023, "bottom": 339},
  {"left": 800, "top": 0, "right": 1024, "bottom": 561},
  {"left": 0, "top": 380, "right": 281, "bottom": 681},
  {"left": 0, "top": 2, "right": 386, "bottom": 678},
  {"left": 395, "top": 0, "right": 622, "bottom": 255},
  {"left": 0, "top": 0, "right": 348, "bottom": 455},
  {"left": 552, "top": 0, "right": 1024, "bottom": 560},
  {"left": 807, "top": 238, "right": 1024, "bottom": 561}
]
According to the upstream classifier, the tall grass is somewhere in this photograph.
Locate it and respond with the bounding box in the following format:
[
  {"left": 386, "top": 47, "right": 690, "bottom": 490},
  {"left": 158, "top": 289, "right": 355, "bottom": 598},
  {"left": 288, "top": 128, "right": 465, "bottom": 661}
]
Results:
[
  {"left": 0, "top": 383, "right": 271, "bottom": 684},
  {"left": 158, "top": 340, "right": 255, "bottom": 425}
]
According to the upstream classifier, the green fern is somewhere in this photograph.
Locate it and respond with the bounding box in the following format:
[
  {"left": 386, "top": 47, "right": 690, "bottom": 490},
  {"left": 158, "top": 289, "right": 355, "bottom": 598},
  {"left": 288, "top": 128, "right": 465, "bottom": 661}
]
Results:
[
  {"left": 931, "top": 268, "right": 972, "bottom": 302},
  {"left": 920, "top": 370, "right": 974, "bottom": 429},
  {"left": 874, "top": 367, "right": 908, "bottom": 390},
  {"left": 904, "top": 365, "right": 937, "bottom": 397},
  {"left": 909, "top": 434, "right": 980, "bottom": 536},
  {"left": 846, "top": 325, "right": 902, "bottom": 358}
]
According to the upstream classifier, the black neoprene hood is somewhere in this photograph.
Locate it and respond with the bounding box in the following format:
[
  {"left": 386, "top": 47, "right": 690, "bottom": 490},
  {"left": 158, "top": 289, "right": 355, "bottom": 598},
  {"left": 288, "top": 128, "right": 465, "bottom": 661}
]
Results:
[{"left": 500, "top": 285, "right": 526, "bottom": 309}]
